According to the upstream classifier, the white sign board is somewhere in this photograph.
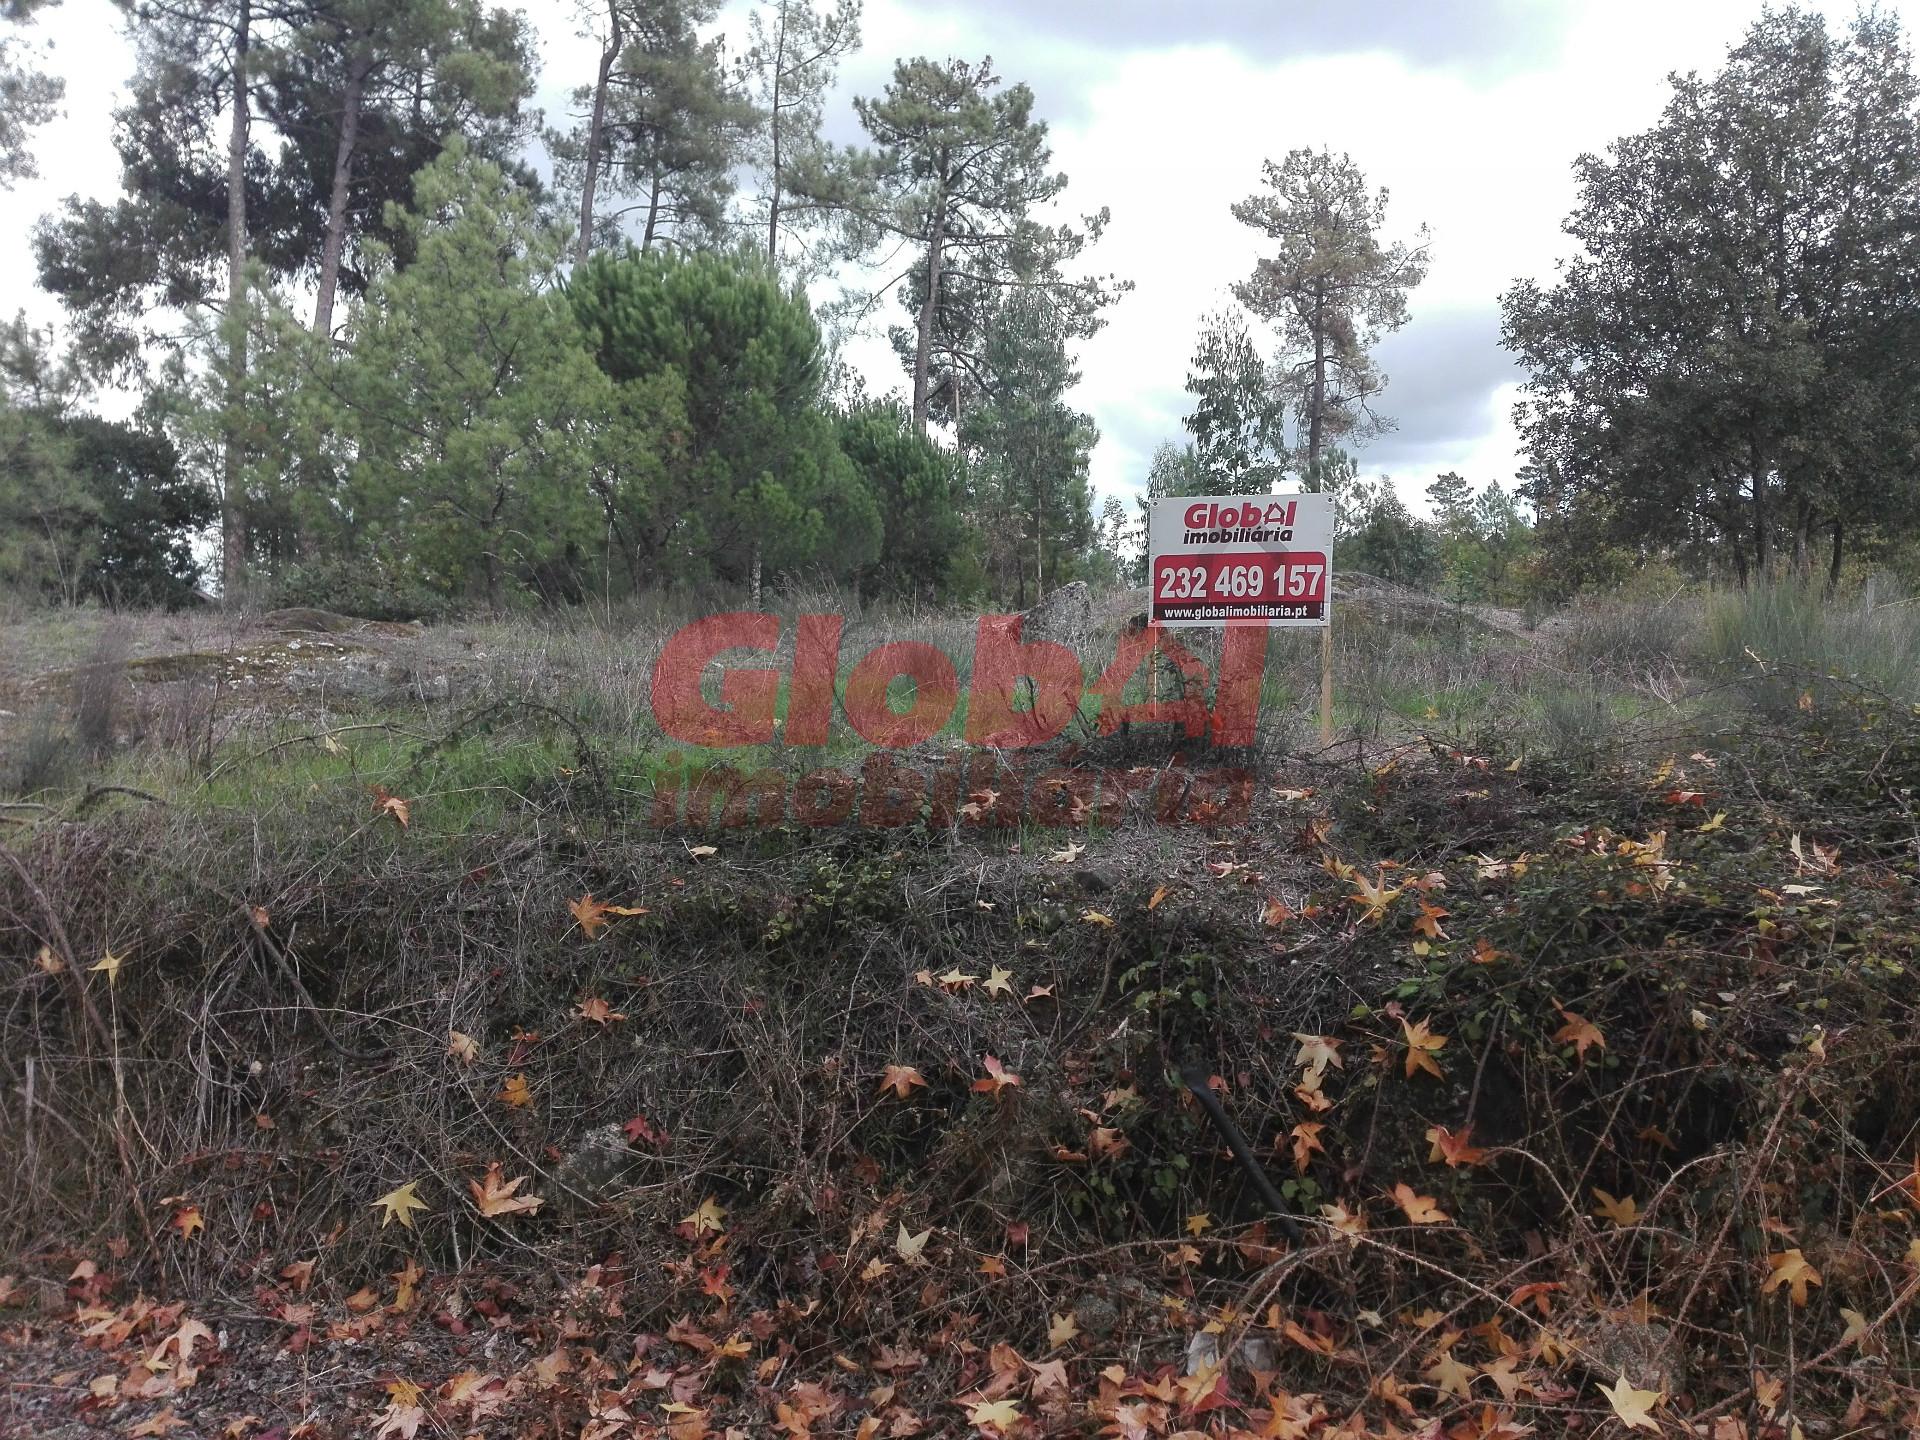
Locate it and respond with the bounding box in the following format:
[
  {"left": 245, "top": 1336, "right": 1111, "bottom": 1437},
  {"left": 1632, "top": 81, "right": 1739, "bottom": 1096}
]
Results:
[{"left": 1146, "top": 493, "right": 1334, "bottom": 628}]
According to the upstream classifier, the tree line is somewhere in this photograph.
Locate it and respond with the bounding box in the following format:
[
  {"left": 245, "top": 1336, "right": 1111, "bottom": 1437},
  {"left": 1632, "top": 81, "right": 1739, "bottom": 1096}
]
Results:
[
  {"left": 0, "top": 0, "right": 1130, "bottom": 611},
  {"left": 2, "top": 2, "right": 1917, "bottom": 612}
]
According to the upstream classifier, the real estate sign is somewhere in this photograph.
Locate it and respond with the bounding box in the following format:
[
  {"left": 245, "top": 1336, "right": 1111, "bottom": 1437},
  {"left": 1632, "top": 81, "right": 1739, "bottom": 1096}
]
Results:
[{"left": 1147, "top": 493, "right": 1334, "bottom": 628}]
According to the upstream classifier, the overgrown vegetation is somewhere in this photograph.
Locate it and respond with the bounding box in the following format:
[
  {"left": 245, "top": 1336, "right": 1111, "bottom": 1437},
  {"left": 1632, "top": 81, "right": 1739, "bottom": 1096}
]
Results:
[
  {"left": 7, "top": 0, "right": 1920, "bottom": 1433},
  {"left": 1, "top": 585, "right": 1917, "bottom": 1436}
]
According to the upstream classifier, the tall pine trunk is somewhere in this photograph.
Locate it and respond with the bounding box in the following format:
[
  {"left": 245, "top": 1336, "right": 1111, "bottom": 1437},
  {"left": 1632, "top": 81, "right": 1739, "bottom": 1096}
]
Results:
[
  {"left": 765, "top": 0, "right": 785, "bottom": 260},
  {"left": 911, "top": 196, "right": 946, "bottom": 434},
  {"left": 575, "top": 1, "right": 623, "bottom": 269},
  {"left": 1032, "top": 468, "right": 1045, "bottom": 601},
  {"left": 641, "top": 170, "right": 662, "bottom": 249},
  {"left": 220, "top": 0, "right": 251, "bottom": 601},
  {"left": 312, "top": 51, "right": 368, "bottom": 339},
  {"left": 1307, "top": 284, "right": 1326, "bottom": 484}
]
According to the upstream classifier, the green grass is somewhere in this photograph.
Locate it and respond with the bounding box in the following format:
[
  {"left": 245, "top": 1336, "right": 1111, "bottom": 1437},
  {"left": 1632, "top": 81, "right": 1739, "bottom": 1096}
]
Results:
[{"left": 1704, "top": 579, "right": 1920, "bottom": 704}]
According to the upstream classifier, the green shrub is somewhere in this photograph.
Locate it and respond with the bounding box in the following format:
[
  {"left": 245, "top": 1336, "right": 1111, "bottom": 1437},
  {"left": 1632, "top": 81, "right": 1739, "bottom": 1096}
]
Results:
[
  {"left": 269, "top": 556, "right": 453, "bottom": 623},
  {"left": 69, "top": 619, "right": 131, "bottom": 756},
  {"left": 1560, "top": 596, "right": 1692, "bottom": 672},
  {"left": 1703, "top": 580, "right": 1920, "bottom": 706},
  {"left": 1531, "top": 683, "right": 1618, "bottom": 762},
  {"left": 6, "top": 705, "right": 71, "bottom": 796}
]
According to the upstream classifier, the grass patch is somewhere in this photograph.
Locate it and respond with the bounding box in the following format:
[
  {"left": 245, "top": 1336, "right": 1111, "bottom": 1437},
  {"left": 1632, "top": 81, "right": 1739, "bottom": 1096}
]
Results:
[{"left": 1705, "top": 578, "right": 1920, "bottom": 706}]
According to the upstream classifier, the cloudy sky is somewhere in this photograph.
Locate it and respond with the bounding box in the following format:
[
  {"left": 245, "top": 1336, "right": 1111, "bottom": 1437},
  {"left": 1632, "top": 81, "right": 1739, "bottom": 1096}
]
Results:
[{"left": 5, "top": 0, "right": 1913, "bottom": 513}]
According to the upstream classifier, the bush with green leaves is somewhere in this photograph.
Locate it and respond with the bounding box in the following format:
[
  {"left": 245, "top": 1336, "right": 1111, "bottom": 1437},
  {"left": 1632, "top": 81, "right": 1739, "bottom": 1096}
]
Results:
[
  {"left": 568, "top": 245, "right": 881, "bottom": 590},
  {"left": 835, "top": 401, "right": 965, "bottom": 600},
  {"left": 293, "top": 139, "right": 611, "bottom": 607},
  {"left": 268, "top": 556, "right": 454, "bottom": 623}
]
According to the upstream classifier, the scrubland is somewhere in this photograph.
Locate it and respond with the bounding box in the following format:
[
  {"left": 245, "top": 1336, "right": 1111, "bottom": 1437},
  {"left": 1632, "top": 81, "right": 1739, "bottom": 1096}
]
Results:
[{"left": 0, "top": 580, "right": 1916, "bottom": 1438}]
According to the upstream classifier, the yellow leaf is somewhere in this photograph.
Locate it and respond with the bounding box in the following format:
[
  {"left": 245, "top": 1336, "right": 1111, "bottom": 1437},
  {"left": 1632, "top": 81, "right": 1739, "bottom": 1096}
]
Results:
[
  {"left": 34, "top": 944, "right": 63, "bottom": 974},
  {"left": 469, "top": 1163, "right": 543, "bottom": 1219},
  {"left": 1761, "top": 1248, "right": 1822, "bottom": 1306},
  {"left": 1047, "top": 1312, "right": 1078, "bottom": 1347},
  {"left": 686, "top": 844, "right": 718, "bottom": 859},
  {"left": 1696, "top": 811, "right": 1727, "bottom": 833},
  {"left": 569, "top": 893, "right": 612, "bottom": 938},
  {"left": 90, "top": 949, "right": 125, "bottom": 984},
  {"left": 371, "top": 1180, "right": 429, "bottom": 1231},
  {"left": 983, "top": 966, "right": 1015, "bottom": 997},
  {"left": 390, "top": 1257, "right": 423, "bottom": 1311},
  {"left": 894, "top": 1223, "right": 930, "bottom": 1264},
  {"left": 965, "top": 1398, "right": 1021, "bottom": 1431},
  {"left": 1320, "top": 1200, "right": 1366, "bottom": 1237},
  {"left": 1401, "top": 1017, "right": 1448, "bottom": 1080},
  {"left": 877, "top": 1064, "right": 927, "bottom": 1100},
  {"left": 1392, "top": 1183, "right": 1449, "bottom": 1225},
  {"left": 495, "top": 1073, "right": 533, "bottom": 1108},
  {"left": 1591, "top": 1188, "right": 1640, "bottom": 1228},
  {"left": 447, "top": 1030, "right": 479, "bottom": 1064},
  {"left": 1598, "top": 1375, "right": 1664, "bottom": 1432},
  {"left": 1292, "top": 1033, "right": 1343, "bottom": 1080},
  {"left": 1424, "top": 1348, "right": 1476, "bottom": 1398},
  {"left": 682, "top": 1195, "right": 726, "bottom": 1236},
  {"left": 1148, "top": 884, "right": 1171, "bottom": 910},
  {"left": 1185, "top": 1211, "right": 1212, "bottom": 1236},
  {"left": 1293, "top": 1068, "right": 1333, "bottom": 1112},
  {"left": 525, "top": 1350, "right": 580, "bottom": 1396},
  {"left": 1049, "top": 842, "right": 1085, "bottom": 864},
  {"left": 1839, "top": 1307, "right": 1870, "bottom": 1345},
  {"left": 1349, "top": 871, "right": 1404, "bottom": 924},
  {"left": 1081, "top": 908, "right": 1115, "bottom": 927},
  {"left": 568, "top": 893, "right": 648, "bottom": 939}
]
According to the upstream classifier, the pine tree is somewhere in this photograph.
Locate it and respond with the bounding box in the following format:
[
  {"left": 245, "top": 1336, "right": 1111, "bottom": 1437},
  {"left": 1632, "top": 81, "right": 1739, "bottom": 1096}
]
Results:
[
  {"left": 0, "top": 0, "right": 64, "bottom": 187},
  {"left": 557, "top": 0, "right": 756, "bottom": 256},
  {"left": 968, "top": 292, "right": 1097, "bottom": 603},
  {"left": 1183, "top": 307, "right": 1286, "bottom": 493},
  {"left": 265, "top": 0, "right": 538, "bottom": 338},
  {"left": 1503, "top": 7, "right": 1920, "bottom": 584},
  {"left": 828, "top": 56, "right": 1125, "bottom": 433},
  {"left": 742, "top": 0, "right": 860, "bottom": 270},
  {"left": 1232, "top": 147, "right": 1428, "bottom": 490}
]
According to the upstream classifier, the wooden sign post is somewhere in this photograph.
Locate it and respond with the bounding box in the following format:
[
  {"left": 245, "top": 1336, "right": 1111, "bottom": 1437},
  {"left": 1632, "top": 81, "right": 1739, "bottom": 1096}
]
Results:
[{"left": 1320, "top": 621, "right": 1333, "bottom": 748}]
